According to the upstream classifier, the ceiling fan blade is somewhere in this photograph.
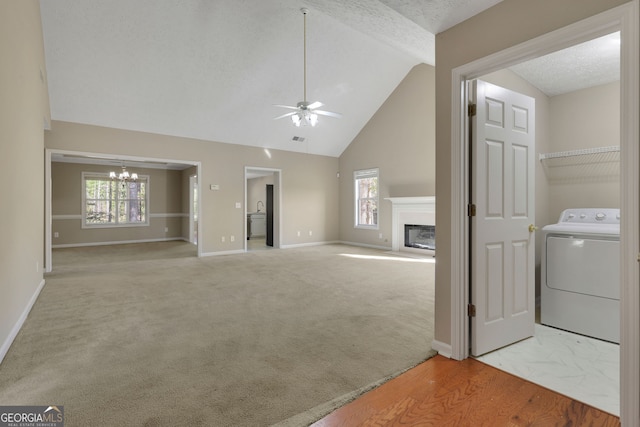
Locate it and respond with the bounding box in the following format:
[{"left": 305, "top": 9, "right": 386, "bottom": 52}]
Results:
[
  {"left": 314, "top": 110, "right": 342, "bottom": 118},
  {"left": 273, "top": 104, "right": 299, "bottom": 110},
  {"left": 274, "top": 111, "right": 297, "bottom": 120},
  {"left": 307, "top": 101, "right": 324, "bottom": 110}
]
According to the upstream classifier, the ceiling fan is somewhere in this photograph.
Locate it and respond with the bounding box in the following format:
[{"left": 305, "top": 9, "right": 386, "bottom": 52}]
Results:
[{"left": 274, "top": 8, "right": 342, "bottom": 127}]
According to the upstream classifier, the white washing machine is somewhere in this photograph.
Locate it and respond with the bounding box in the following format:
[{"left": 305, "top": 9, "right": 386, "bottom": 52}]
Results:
[{"left": 541, "top": 208, "right": 620, "bottom": 343}]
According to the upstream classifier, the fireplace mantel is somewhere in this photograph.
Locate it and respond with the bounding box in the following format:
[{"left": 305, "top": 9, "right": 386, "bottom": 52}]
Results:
[
  {"left": 385, "top": 197, "right": 436, "bottom": 206},
  {"left": 385, "top": 196, "right": 436, "bottom": 254}
]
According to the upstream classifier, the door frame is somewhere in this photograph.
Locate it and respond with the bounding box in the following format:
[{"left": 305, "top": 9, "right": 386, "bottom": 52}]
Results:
[
  {"left": 244, "top": 166, "right": 282, "bottom": 250},
  {"left": 448, "top": 2, "right": 638, "bottom": 423},
  {"left": 189, "top": 174, "right": 198, "bottom": 244}
]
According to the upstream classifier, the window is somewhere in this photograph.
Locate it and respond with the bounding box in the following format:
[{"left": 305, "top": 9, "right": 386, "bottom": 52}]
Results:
[
  {"left": 354, "top": 168, "right": 379, "bottom": 228},
  {"left": 82, "top": 173, "right": 148, "bottom": 227}
]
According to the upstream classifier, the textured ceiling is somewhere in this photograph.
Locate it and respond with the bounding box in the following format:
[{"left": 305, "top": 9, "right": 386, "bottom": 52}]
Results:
[
  {"left": 40, "top": 1, "right": 619, "bottom": 159},
  {"left": 509, "top": 32, "right": 620, "bottom": 96}
]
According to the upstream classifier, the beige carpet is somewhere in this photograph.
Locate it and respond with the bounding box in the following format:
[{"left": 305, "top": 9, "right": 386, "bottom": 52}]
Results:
[{"left": 0, "top": 242, "right": 435, "bottom": 426}]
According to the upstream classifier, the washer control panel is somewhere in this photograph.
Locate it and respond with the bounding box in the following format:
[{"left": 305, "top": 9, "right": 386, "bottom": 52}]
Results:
[{"left": 558, "top": 208, "right": 620, "bottom": 225}]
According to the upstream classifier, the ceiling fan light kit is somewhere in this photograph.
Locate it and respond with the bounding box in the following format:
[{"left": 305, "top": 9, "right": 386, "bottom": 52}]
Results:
[{"left": 274, "top": 7, "right": 341, "bottom": 127}]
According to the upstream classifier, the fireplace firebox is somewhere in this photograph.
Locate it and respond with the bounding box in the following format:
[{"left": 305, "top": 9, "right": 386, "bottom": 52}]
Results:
[
  {"left": 385, "top": 196, "right": 435, "bottom": 254},
  {"left": 404, "top": 224, "right": 435, "bottom": 251}
]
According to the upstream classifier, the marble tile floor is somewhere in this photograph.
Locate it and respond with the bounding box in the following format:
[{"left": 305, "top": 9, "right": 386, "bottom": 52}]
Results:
[{"left": 475, "top": 323, "right": 620, "bottom": 416}]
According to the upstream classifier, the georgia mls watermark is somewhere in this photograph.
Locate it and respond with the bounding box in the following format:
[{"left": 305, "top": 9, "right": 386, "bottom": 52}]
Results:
[{"left": 0, "top": 406, "right": 64, "bottom": 427}]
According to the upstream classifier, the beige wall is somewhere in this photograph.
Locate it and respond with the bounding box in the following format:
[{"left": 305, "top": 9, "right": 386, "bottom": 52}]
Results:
[
  {"left": 0, "top": 1, "right": 50, "bottom": 360},
  {"left": 45, "top": 121, "right": 340, "bottom": 253},
  {"left": 546, "top": 82, "right": 620, "bottom": 218},
  {"left": 434, "top": 0, "right": 629, "bottom": 349},
  {"left": 339, "top": 64, "right": 436, "bottom": 248},
  {"left": 51, "top": 162, "right": 186, "bottom": 246}
]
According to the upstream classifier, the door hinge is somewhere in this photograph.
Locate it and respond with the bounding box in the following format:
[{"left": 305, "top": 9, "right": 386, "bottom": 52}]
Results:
[
  {"left": 468, "top": 303, "right": 476, "bottom": 317},
  {"left": 468, "top": 103, "right": 477, "bottom": 117},
  {"left": 468, "top": 203, "right": 476, "bottom": 217}
]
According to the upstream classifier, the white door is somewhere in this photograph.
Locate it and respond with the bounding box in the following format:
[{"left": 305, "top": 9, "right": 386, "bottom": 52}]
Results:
[{"left": 470, "top": 80, "right": 536, "bottom": 356}]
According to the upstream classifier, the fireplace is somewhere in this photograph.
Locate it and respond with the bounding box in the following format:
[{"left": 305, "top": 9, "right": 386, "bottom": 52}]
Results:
[
  {"left": 385, "top": 196, "right": 435, "bottom": 256},
  {"left": 404, "top": 224, "right": 435, "bottom": 250}
]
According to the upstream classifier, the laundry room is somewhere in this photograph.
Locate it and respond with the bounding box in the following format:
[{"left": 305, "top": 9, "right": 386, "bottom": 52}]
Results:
[
  {"left": 474, "top": 30, "right": 621, "bottom": 415},
  {"left": 479, "top": 31, "right": 620, "bottom": 318}
]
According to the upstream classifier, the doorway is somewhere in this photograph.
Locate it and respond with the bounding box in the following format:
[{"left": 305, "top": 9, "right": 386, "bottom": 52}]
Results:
[
  {"left": 45, "top": 149, "right": 202, "bottom": 271},
  {"left": 447, "top": 3, "right": 638, "bottom": 422},
  {"left": 244, "top": 167, "right": 282, "bottom": 251},
  {"left": 469, "top": 68, "right": 621, "bottom": 413}
]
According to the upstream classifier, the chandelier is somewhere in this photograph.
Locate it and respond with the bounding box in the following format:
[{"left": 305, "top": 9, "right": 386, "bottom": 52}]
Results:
[{"left": 109, "top": 165, "right": 138, "bottom": 186}]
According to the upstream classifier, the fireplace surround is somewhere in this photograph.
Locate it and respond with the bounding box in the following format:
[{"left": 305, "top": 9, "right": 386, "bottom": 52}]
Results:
[{"left": 385, "top": 196, "right": 436, "bottom": 255}]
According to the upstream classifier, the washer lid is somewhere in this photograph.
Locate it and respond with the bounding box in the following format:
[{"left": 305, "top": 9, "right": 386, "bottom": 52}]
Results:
[
  {"left": 542, "top": 208, "right": 620, "bottom": 235},
  {"left": 542, "top": 222, "right": 620, "bottom": 235}
]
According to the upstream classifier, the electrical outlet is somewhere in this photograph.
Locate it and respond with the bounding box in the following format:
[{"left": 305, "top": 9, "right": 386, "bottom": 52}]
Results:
[
  {"left": 54, "top": 232, "right": 59, "bottom": 238},
  {"left": 379, "top": 233, "right": 383, "bottom": 239},
  {"left": 221, "top": 236, "right": 225, "bottom": 242},
  {"left": 164, "top": 227, "right": 169, "bottom": 233},
  {"left": 309, "top": 230, "right": 313, "bottom": 236},
  {"left": 230, "top": 235, "right": 235, "bottom": 242},
  {"left": 297, "top": 231, "right": 301, "bottom": 237}
]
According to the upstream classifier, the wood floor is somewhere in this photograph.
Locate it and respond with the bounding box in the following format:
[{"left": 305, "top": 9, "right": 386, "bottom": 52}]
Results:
[{"left": 311, "top": 355, "right": 620, "bottom": 426}]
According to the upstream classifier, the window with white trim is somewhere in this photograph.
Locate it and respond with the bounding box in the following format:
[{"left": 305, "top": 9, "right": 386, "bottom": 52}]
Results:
[
  {"left": 354, "top": 168, "right": 379, "bottom": 229},
  {"left": 82, "top": 172, "right": 149, "bottom": 227}
]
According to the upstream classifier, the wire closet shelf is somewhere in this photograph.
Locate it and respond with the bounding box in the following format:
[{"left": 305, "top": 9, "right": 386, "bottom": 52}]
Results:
[{"left": 539, "top": 146, "right": 620, "bottom": 183}]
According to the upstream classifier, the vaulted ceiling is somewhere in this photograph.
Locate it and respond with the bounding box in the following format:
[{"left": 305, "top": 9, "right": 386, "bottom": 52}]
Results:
[{"left": 40, "top": 1, "right": 619, "bottom": 158}]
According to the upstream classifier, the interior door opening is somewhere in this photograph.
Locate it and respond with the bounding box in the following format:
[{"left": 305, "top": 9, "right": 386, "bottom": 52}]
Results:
[
  {"left": 245, "top": 167, "right": 281, "bottom": 251},
  {"left": 449, "top": 4, "right": 637, "bottom": 423},
  {"left": 467, "top": 31, "right": 621, "bottom": 415},
  {"left": 45, "top": 149, "right": 202, "bottom": 272}
]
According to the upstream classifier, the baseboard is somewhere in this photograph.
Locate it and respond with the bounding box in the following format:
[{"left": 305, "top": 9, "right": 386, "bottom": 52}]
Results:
[
  {"left": 52, "top": 237, "right": 185, "bottom": 249},
  {"left": 200, "top": 249, "right": 246, "bottom": 257},
  {"left": 431, "top": 339, "right": 452, "bottom": 359},
  {"left": 280, "top": 241, "right": 340, "bottom": 249},
  {"left": 0, "top": 279, "right": 46, "bottom": 364},
  {"left": 338, "top": 240, "right": 391, "bottom": 251}
]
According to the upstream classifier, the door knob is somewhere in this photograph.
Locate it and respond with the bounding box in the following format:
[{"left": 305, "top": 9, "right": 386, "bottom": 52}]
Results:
[{"left": 528, "top": 224, "right": 538, "bottom": 233}]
